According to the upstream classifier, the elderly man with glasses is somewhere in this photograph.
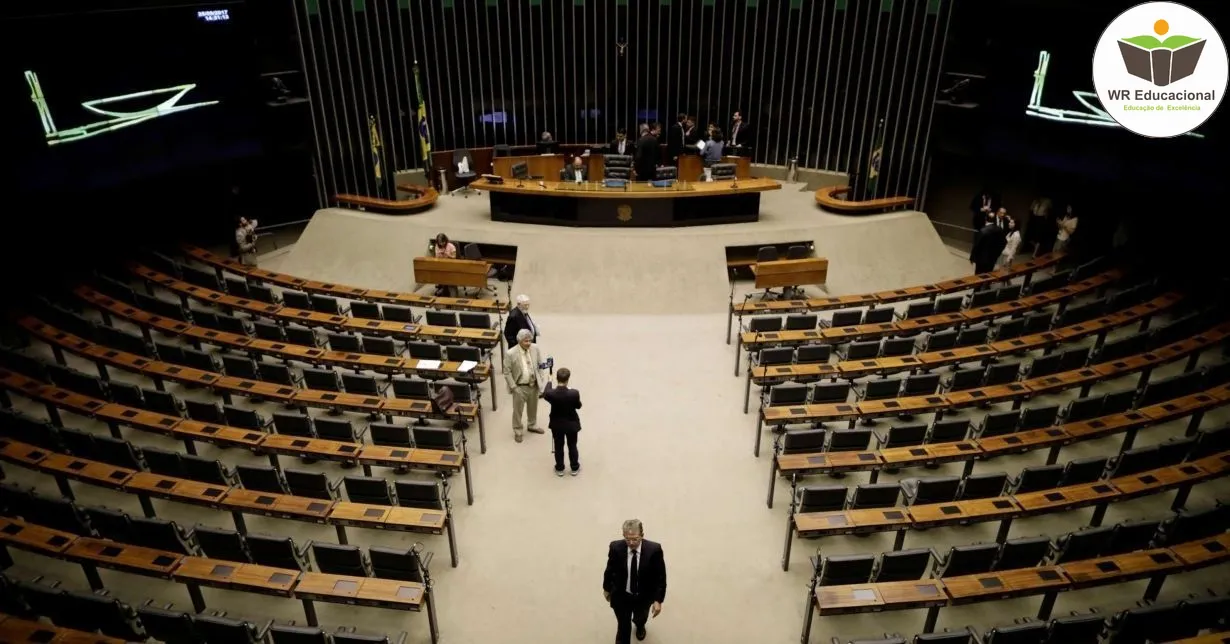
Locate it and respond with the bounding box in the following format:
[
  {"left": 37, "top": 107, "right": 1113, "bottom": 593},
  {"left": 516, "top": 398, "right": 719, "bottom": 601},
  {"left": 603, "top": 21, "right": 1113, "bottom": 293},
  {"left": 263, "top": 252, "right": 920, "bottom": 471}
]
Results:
[
  {"left": 602, "top": 519, "right": 666, "bottom": 643},
  {"left": 503, "top": 328, "right": 547, "bottom": 443}
]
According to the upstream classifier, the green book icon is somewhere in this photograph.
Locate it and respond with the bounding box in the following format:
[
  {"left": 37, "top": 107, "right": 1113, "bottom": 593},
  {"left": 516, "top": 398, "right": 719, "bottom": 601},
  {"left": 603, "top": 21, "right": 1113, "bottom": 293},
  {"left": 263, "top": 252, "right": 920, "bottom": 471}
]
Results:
[{"left": 1117, "top": 32, "right": 1206, "bottom": 86}]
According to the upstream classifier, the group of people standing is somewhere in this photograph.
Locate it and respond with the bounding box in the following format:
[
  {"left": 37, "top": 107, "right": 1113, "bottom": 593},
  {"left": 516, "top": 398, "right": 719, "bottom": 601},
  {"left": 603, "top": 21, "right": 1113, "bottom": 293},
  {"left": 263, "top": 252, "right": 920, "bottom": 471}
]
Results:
[
  {"left": 501, "top": 296, "right": 668, "bottom": 643},
  {"left": 968, "top": 191, "right": 1079, "bottom": 274},
  {"left": 627, "top": 110, "right": 751, "bottom": 181}
]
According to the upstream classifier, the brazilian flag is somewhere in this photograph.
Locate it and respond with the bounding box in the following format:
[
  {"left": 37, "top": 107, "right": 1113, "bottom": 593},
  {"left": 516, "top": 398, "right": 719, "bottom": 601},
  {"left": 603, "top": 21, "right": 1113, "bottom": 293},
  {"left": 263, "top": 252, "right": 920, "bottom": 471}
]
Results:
[
  {"left": 413, "top": 62, "right": 431, "bottom": 162},
  {"left": 865, "top": 119, "right": 885, "bottom": 198}
]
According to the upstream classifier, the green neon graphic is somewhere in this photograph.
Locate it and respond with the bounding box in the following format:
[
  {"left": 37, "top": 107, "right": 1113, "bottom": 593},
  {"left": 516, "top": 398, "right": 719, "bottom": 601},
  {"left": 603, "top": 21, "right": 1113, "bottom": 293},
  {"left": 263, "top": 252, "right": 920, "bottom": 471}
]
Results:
[
  {"left": 24, "top": 70, "right": 219, "bottom": 146},
  {"left": 1024, "top": 51, "right": 1203, "bottom": 139}
]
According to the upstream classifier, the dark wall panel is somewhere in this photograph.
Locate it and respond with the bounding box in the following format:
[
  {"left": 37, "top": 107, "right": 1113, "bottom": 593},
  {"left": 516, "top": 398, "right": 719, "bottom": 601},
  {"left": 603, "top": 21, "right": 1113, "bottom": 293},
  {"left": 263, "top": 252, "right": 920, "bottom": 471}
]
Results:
[{"left": 295, "top": 0, "right": 952, "bottom": 200}]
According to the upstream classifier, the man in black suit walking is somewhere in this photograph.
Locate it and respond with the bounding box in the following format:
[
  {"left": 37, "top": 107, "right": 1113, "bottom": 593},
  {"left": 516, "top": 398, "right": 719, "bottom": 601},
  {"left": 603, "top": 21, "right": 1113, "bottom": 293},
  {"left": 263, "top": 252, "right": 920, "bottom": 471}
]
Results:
[
  {"left": 634, "top": 122, "right": 661, "bottom": 182},
  {"left": 542, "top": 367, "right": 582, "bottom": 476},
  {"left": 603, "top": 519, "right": 666, "bottom": 643}
]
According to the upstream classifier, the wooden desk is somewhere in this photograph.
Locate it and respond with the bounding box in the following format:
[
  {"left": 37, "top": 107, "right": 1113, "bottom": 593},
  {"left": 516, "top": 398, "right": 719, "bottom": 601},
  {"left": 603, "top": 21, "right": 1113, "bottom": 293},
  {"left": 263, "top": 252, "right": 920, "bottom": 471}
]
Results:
[
  {"left": 412, "top": 256, "right": 490, "bottom": 289},
  {"left": 815, "top": 579, "right": 945, "bottom": 616},
  {"left": 1061, "top": 548, "right": 1183, "bottom": 590},
  {"left": 181, "top": 244, "right": 504, "bottom": 313},
  {"left": 0, "top": 614, "right": 128, "bottom": 643},
  {"left": 174, "top": 558, "right": 299, "bottom": 613},
  {"left": 335, "top": 185, "right": 438, "bottom": 214},
  {"left": 0, "top": 517, "right": 76, "bottom": 557},
  {"left": 1162, "top": 633, "right": 1230, "bottom": 644},
  {"left": 815, "top": 185, "right": 916, "bottom": 213},
  {"left": 474, "top": 176, "right": 782, "bottom": 227},
  {"left": 1169, "top": 533, "right": 1230, "bottom": 569},
  {"left": 751, "top": 258, "right": 829, "bottom": 290}
]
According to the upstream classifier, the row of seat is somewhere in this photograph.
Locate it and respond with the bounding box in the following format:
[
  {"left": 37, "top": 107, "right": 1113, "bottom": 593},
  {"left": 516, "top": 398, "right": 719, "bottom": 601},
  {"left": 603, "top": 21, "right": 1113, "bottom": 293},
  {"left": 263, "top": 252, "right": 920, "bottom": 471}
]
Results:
[
  {"left": 832, "top": 591, "right": 1228, "bottom": 644},
  {"left": 728, "top": 252, "right": 1066, "bottom": 319},
  {"left": 180, "top": 244, "right": 504, "bottom": 314}
]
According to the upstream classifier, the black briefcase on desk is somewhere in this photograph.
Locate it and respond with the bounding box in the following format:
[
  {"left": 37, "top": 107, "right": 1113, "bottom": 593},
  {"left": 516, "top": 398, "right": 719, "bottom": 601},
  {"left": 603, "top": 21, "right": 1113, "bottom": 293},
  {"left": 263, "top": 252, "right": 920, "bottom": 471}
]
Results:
[{"left": 432, "top": 386, "right": 455, "bottom": 414}]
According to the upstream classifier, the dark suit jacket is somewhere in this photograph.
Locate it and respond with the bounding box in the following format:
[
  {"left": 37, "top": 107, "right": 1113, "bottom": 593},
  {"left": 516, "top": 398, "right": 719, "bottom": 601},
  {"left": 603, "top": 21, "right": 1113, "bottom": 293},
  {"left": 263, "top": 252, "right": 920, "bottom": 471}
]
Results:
[
  {"left": 609, "top": 139, "right": 632, "bottom": 156},
  {"left": 666, "top": 122, "right": 686, "bottom": 159},
  {"left": 542, "top": 382, "right": 581, "bottom": 432},
  {"left": 503, "top": 307, "right": 537, "bottom": 348},
  {"left": 728, "top": 121, "right": 752, "bottom": 149},
  {"left": 559, "top": 165, "right": 589, "bottom": 182},
  {"left": 603, "top": 539, "right": 666, "bottom": 604},
  {"left": 969, "top": 223, "right": 1007, "bottom": 270},
  {"left": 634, "top": 134, "right": 659, "bottom": 180}
]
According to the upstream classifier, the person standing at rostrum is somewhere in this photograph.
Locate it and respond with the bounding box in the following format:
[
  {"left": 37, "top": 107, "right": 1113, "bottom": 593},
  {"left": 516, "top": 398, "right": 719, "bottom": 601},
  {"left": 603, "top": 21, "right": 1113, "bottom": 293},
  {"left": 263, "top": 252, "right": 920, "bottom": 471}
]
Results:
[
  {"left": 541, "top": 367, "right": 581, "bottom": 476},
  {"left": 603, "top": 519, "right": 666, "bottom": 644},
  {"left": 502, "top": 329, "right": 547, "bottom": 443}
]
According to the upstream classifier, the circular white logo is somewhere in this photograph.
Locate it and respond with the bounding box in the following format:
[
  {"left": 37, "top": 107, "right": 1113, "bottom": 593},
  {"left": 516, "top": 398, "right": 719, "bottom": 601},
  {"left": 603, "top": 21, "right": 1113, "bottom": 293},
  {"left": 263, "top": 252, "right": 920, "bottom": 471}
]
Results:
[{"left": 1092, "top": 1, "right": 1227, "bottom": 138}]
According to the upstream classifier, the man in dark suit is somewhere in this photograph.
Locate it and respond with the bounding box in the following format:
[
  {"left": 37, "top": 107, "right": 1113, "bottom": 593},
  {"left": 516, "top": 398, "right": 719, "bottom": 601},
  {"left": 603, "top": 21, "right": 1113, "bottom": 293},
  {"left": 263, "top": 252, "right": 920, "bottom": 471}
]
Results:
[
  {"left": 503, "top": 294, "right": 538, "bottom": 348},
  {"left": 969, "top": 213, "right": 1008, "bottom": 274},
  {"left": 728, "top": 110, "right": 752, "bottom": 155},
  {"left": 542, "top": 367, "right": 582, "bottom": 476},
  {"left": 602, "top": 519, "right": 666, "bottom": 644},
  {"left": 609, "top": 128, "right": 631, "bottom": 156},
  {"left": 559, "top": 156, "right": 588, "bottom": 183},
  {"left": 666, "top": 113, "right": 687, "bottom": 162},
  {"left": 634, "top": 122, "right": 661, "bottom": 181}
]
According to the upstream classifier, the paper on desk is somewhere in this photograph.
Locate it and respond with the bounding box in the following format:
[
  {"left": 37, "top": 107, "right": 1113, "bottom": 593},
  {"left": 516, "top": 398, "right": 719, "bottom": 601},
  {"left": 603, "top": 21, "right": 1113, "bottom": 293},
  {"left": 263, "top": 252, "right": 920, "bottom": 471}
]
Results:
[
  {"left": 458, "top": 360, "right": 478, "bottom": 373},
  {"left": 415, "top": 359, "right": 442, "bottom": 369}
]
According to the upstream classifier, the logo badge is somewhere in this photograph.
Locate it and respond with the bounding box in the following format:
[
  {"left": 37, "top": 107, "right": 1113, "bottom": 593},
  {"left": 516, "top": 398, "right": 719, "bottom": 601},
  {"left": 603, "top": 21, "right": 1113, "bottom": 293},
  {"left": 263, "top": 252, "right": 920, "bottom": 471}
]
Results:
[
  {"left": 1092, "top": 1, "right": 1227, "bottom": 138},
  {"left": 616, "top": 204, "right": 632, "bottom": 222}
]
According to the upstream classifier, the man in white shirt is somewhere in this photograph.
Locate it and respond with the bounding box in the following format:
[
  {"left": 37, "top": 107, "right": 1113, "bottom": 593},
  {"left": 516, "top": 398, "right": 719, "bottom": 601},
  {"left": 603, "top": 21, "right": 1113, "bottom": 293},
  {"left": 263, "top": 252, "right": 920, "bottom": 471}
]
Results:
[
  {"left": 602, "top": 519, "right": 666, "bottom": 643},
  {"left": 502, "top": 329, "right": 546, "bottom": 443}
]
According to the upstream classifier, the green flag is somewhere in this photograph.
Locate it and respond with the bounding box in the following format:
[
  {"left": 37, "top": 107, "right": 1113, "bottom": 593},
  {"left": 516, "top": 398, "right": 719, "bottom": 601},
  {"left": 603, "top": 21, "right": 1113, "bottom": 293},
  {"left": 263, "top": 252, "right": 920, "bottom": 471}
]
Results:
[
  {"left": 413, "top": 62, "right": 432, "bottom": 162},
  {"left": 865, "top": 120, "right": 885, "bottom": 198}
]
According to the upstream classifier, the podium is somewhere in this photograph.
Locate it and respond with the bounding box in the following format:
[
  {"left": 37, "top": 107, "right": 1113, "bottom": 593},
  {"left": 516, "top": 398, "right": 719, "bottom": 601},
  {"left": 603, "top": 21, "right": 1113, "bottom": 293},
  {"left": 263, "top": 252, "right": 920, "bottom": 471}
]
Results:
[
  {"left": 751, "top": 258, "right": 829, "bottom": 290},
  {"left": 413, "top": 257, "right": 490, "bottom": 289}
]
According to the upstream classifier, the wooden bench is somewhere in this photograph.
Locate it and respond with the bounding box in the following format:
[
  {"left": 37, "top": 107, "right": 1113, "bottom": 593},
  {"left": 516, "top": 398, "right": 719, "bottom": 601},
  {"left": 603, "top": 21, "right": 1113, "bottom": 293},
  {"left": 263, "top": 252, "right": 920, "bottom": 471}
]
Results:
[
  {"left": 129, "top": 264, "right": 502, "bottom": 351},
  {"left": 16, "top": 319, "right": 490, "bottom": 454},
  {"left": 803, "top": 532, "right": 1230, "bottom": 640},
  {"left": 334, "top": 184, "right": 438, "bottom": 214},
  {"left": 725, "top": 241, "right": 815, "bottom": 269},
  {"left": 815, "top": 185, "right": 915, "bottom": 213},
  {"left": 770, "top": 384, "right": 1227, "bottom": 507},
  {"left": 412, "top": 256, "right": 490, "bottom": 289},
  {"left": 751, "top": 258, "right": 828, "bottom": 291},
  {"left": 783, "top": 449, "right": 1230, "bottom": 572},
  {"left": 181, "top": 245, "right": 505, "bottom": 314},
  {"left": 750, "top": 323, "right": 1230, "bottom": 456},
  {"left": 0, "top": 369, "right": 475, "bottom": 505},
  {"left": 0, "top": 516, "right": 440, "bottom": 643},
  {"left": 745, "top": 293, "right": 1181, "bottom": 411},
  {"left": 0, "top": 438, "right": 460, "bottom": 571},
  {"left": 726, "top": 253, "right": 1066, "bottom": 343},
  {"left": 735, "top": 269, "right": 1121, "bottom": 375}
]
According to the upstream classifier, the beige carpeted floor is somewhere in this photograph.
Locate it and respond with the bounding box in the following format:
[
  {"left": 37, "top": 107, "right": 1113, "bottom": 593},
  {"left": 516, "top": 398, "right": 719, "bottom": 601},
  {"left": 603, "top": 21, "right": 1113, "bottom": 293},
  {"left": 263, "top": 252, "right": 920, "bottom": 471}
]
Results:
[{"left": 5, "top": 188, "right": 1228, "bottom": 644}]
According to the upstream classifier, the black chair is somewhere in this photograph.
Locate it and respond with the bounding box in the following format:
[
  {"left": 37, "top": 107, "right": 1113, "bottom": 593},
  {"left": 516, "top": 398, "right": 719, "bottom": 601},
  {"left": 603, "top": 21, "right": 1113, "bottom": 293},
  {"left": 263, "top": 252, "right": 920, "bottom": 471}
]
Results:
[
  {"left": 344, "top": 476, "right": 395, "bottom": 505},
  {"left": 875, "top": 548, "right": 931, "bottom": 582},
  {"left": 958, "top": 472, "right": 1008, "bottom": 499},
  {"left": 312, "top": 542, "right": 371, "bottom": 577},
  {"left": 815, "top": 554, "right": 875, "bottom": 585},
  {"left": 900, "top": 476, "right": 960, "bottom": 505},
  {"left": 451, "top": 149, "right": 479, "bottom": 196},
  {"left": 796, "top": 344, "right": 831, "bottom": 364},
  {"left": 350, "top": 301, "right": 383, "bottom": 320},
  {"left": 876, "top": 423, "right": 927, "bottom": 449},
  {"left": 849, "top": 483, "right": 899, "bottom": 509},
  {"left": 994, "top": 536, "right": 1050, "bottom": 570},
  {"left": 1011, "top": 464, "right": 1064, "bottom": 494},
  {"left": 933, "top": 543, "right": 998, "bottom": 577},
  {"left": 796, "top": 486, "right": 847, "bottom": 513},
  {"left": 781, "top": 430, "right": 827, "bottom": 454}
]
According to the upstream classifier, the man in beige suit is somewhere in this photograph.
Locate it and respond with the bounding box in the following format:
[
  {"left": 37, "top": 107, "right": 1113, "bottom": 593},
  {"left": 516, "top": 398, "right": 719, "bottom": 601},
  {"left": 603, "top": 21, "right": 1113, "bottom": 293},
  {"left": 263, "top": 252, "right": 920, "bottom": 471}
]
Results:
[{"left": 503, "top": 329, "right": 547, "bottom": 443}]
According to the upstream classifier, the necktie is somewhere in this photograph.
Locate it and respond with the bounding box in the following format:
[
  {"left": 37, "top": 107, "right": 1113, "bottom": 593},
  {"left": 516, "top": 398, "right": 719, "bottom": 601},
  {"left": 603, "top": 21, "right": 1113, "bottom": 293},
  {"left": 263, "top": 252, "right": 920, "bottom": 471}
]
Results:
[{"left": 630, "top": 548, "right": 640, "bottom": 595}]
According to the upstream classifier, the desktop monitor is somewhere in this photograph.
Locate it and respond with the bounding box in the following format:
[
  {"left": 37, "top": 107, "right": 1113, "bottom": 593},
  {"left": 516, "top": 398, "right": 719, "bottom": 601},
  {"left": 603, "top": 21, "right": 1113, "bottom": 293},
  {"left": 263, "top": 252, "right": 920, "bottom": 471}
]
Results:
[
  {"left": 511, "top": 161, "right": 529, "bottom": 179},
  {"left": 537, "top": 140, "right": 560, "bottom": 154}
]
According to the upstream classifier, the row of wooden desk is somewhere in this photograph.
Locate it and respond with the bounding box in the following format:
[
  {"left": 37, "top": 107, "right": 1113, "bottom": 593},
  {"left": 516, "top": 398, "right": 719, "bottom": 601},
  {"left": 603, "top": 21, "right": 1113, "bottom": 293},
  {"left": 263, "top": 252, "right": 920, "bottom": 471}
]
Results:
[
  {"left": 0, "top": 368, "right": 475, "bottom": 506},
  {"left": 801, "top": 532, "right": 1230, "bottom": 643},
  {"left": 0, "top": 517, "right": 440, "bottom": 643},
  {"left": 727, "top": 253, "right": 1067, "bottom": 342},
  {"left": 752, "top": 323, "right": 1230, "bottom": 456},
  {"left": 735, "top": 269, "right": 1121, "bottom": 375},
  {"left": 17, "top": 318, "right": 492, "bottom": 455},
  {"left": 745, "top": 293, "right": 1181, "bottom": 412},
  {"left": 181, "top": 245, "right": 505, "bottom": 315},
  {"left": 77, "top": 285, "right": 499, "bottom": 410},
  {"left": 782, "top": 448, "right": 1230, "bottom": 572},
  {"left": 0, "top": 436, "right": 460, "bottom": 570},
  {"left": 770, "top": 381, "right": 1230, "bottom": 508},
  {"left": 0, "top": 612, "right": 128, "bottom": 643},
  {"left": 130, "top": 264, "right": 503, "bottom": 352}
]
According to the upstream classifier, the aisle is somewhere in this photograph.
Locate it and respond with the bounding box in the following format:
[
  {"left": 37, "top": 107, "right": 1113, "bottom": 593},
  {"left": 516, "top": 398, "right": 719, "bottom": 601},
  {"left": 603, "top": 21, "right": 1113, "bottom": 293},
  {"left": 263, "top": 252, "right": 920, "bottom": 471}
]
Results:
[{"left": 434, "top": 313, "right": 806, "bottom": 643}]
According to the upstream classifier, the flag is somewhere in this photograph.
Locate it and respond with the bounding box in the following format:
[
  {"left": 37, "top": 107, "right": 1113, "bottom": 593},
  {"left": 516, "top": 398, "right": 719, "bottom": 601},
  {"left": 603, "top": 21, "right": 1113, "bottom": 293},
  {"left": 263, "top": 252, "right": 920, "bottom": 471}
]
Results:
[
  {"left": 368, "top": 115, "right": 383, "bottom": 185},
  {"left": 413, "top": 62, "right": 431, "bottom": 162},
  {"left": 865, "top": 119, "right": 885, "bottom": 198}
]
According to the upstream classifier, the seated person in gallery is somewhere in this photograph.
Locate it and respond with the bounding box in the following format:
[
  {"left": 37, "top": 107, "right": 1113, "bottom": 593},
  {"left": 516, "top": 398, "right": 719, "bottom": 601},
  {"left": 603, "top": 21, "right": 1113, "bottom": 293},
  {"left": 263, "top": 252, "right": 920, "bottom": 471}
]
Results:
[{"left": 559, "top": 156, "right": 589, "bottom": 183}]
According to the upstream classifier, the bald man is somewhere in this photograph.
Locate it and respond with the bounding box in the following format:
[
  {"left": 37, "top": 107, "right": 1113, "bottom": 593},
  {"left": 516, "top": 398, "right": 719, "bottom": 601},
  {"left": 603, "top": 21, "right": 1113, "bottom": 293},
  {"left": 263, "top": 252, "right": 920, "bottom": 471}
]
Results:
[{"left": 559, "top": 156, "right": 588, "bottom": 183}]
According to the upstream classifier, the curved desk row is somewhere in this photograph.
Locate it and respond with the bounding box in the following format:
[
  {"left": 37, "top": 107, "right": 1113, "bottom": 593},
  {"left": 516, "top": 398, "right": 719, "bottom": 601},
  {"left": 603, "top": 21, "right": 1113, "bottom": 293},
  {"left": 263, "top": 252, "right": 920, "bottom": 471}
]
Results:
[
  {"left": 0, "top": 367, "right": 475, "bottom": 506},
  {"left": 474, "top": 176, "right": 782, "bottom": 227},
  {"left": 335, "top": 184, "right": 439, "bottom": 215},
  {"left": 181, "top": 245, "right": 506, "bottom": 315},
  {"left": 815, "top": 185, "right": 916, "bottom": 214}
]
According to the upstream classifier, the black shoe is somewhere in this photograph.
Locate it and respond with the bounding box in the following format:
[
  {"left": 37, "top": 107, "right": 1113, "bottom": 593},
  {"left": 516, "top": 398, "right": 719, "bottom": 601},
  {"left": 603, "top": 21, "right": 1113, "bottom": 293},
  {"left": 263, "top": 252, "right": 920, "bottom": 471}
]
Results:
[{"left": 636, "top": 625, "right": 646, "bottom": 640}]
